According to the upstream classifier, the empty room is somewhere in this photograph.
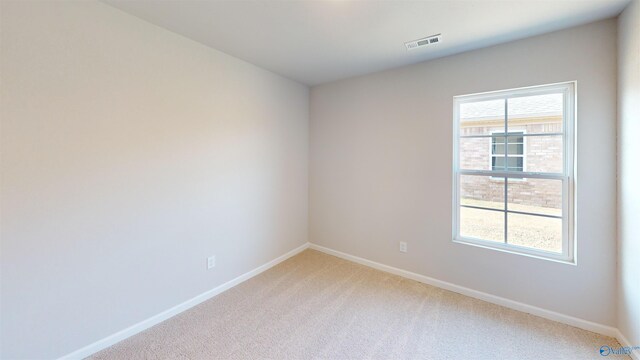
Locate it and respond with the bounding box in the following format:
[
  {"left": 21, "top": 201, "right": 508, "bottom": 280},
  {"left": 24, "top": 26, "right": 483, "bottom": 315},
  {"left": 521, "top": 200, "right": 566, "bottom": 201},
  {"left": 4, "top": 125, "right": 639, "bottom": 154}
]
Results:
[{"left": 1, "top": 0, "right": 639, "bottom": 359}]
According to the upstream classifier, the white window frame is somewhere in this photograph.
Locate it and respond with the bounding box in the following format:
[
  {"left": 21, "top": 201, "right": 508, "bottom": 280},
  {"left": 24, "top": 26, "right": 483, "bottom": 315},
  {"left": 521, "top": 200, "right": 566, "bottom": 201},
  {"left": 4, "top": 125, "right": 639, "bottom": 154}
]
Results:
[{"left": 452, "top": 82, "right": 576, "bottom": 264}]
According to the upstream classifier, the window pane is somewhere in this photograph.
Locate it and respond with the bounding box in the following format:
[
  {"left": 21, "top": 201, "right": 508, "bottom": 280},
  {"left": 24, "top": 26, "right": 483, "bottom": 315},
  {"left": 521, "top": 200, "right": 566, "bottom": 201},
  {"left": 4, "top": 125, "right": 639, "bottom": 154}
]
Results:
[
  {"left": 507, "top": 135, "right": 524, "bottom": 143},
  {"left": 507, "top": 144, "right": 523, "bottom": 154},
  {"left": 524, "top": 135, "right": 563, "bottom": 173},
  {"left": 507, "top": 178, "right": 562, "bottom": 216},
  {"left": 507, "top": 213, "right": 562, "bottom": 253},
  {"left": 492, "top": 143, "right": 505, "bottom": 155},
  {"left": 460, "top": 99, "right": 505, "bottom": 136},
  {"left": 460, "top": 207, "right": 504, "bottom": 243},
  {"left": 460, "top": 175, "right": 504, "bottom": 210},
  {"left": 460, "top": 137, "right": 492, "bottom": 170},
  {"left": 507, "top": 93, "right": 563, "bottom": 135},
  {"left": 506, "top": 157, "right": 523, "bottom": 171},
  {"left": 492, "top": 157, "right": 523, "bottom": 171}
]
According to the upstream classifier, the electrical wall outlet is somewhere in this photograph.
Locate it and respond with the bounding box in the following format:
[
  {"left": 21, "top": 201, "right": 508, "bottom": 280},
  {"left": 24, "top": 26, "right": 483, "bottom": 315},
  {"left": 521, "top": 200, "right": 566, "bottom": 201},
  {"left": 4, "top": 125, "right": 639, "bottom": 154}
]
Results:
[
  {"left": 207, "top": 256, "right": 216, "bottom": 269},
  {"left": 399, "top": 242, "right": 407, "bottom": 253}
]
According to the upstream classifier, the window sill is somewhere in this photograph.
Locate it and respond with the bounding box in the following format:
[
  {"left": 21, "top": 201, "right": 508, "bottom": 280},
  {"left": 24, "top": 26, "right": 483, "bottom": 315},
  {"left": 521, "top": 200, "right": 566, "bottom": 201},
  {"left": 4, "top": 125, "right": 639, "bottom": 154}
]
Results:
[
  {"left": 489, "top": 176, "right": 527, "bottom": 182},
  {"left": 453, "top": 237, "right": 576, "bottom": 266}
]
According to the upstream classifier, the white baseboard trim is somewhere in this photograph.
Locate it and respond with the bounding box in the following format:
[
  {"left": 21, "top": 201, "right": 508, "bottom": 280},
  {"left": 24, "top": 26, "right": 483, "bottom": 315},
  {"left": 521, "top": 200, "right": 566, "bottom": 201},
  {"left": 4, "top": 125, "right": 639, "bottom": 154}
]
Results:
[
  {"left": 615, "top": 329, "right": 640, "bottom": 360},
  {"left": 59, "top": 242, "right": 630, "bottom": 359},
  {"left": 308, "top": 243, "right": 619, "bottom": 338},
  {"left": 59, "top": 242, "right": 310, "bottom": 360}
]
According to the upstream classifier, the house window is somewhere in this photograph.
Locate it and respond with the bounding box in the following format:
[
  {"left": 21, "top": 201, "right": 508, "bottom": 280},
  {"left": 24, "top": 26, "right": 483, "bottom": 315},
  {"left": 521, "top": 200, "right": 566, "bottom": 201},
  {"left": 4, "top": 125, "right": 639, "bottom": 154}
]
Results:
[
  {"left": 491, "top": 132, "right": 524, "bottom": 172},
  {"left": 453, "top": 82, "right": 575, "bottom": 263}
]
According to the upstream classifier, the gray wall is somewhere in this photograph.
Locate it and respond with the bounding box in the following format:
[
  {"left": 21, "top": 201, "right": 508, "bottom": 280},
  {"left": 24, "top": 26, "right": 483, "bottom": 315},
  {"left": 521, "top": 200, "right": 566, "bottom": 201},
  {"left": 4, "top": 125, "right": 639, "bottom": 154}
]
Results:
[
  {"left": 0, "top": 1, "right": 308, "bottom": 358},
  {"left": 310, "top": 20, "right": 618, "bottom": 326},
  {"left": 618, "top": 0, "right": 640, "bottom": 348}
]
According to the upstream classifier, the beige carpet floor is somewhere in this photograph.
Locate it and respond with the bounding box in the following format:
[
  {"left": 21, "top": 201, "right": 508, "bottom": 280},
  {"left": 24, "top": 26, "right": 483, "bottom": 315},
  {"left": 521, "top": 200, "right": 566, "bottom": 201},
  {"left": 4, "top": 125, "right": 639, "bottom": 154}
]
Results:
[{"left": 91, "top": 249, "right": 624, "bottom": 360}]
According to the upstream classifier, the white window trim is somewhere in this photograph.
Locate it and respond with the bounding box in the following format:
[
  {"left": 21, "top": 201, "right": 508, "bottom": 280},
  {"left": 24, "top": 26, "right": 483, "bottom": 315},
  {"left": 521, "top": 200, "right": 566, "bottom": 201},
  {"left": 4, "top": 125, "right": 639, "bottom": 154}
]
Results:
[{"left": 452, "top": 82, "right": 576, "bottom": 264}]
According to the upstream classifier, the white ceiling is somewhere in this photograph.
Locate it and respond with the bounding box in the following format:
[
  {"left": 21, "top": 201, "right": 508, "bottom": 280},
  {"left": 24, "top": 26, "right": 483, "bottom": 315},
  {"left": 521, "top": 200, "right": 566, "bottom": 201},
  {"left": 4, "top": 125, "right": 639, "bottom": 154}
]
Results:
[{"left": 103, "top": 0, "right": 630, "bottom": 86}]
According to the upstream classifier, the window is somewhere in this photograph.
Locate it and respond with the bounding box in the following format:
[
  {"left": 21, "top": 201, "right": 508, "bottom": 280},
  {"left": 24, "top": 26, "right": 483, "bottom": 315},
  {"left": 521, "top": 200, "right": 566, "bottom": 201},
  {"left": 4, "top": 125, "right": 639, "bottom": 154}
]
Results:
[
  {"left": 453, "top": 82, "right": 575, "bottom": 262},
  {"left": 491, "top": 132, "right": 524, "bottom": 172}
]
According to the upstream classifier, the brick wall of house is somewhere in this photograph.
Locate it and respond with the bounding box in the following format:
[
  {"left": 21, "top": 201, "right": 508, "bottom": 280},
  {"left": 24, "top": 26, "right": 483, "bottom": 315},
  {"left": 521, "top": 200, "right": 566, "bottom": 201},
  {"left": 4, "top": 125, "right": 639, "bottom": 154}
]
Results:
[{"left": 460, "top": 118, "right": 563, "bottom": 210}]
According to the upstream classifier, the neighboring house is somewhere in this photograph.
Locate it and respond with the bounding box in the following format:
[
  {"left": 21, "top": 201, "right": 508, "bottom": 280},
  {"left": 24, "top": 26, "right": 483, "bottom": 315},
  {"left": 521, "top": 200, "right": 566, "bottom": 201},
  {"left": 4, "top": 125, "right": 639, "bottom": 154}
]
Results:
[{"left": 459, "top": 94, "right": 563, "bottom": 210}]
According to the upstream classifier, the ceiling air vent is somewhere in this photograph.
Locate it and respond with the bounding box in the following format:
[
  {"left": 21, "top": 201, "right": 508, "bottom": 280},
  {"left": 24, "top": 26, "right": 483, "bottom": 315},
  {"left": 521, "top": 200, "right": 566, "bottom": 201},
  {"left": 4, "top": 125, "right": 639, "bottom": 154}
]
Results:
[{"left": 405, "top": 34, "right": 442, "bottom": 50}]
